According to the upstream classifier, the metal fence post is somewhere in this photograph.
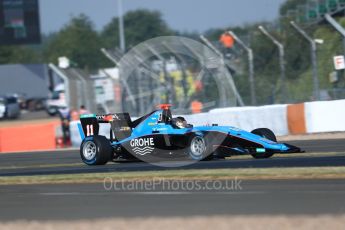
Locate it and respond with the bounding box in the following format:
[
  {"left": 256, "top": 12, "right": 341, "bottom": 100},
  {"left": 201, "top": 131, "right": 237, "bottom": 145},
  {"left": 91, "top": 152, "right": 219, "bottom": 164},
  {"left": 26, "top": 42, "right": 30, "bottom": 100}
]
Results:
[
  {"left": 290, "top": 21, "right": 320, "bottom": 100},
  {"left": 228, "top": 31, "right": 257, "bottom": 105},
  {"left": 200, "top": 35, "right": 245, "bottom": 106},
  {"left": 325, "top": 13, "right": 345, "bottom": 56},
  {"left": 258, "top": 26, "right": 287, "bottom": 103}
]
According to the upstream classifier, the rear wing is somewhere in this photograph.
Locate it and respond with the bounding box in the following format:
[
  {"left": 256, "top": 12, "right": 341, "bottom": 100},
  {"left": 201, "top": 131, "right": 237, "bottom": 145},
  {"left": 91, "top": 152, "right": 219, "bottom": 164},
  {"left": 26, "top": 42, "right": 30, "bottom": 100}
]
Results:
[{"left": 79, "top": 113, "right": 132, "bottom": 141}]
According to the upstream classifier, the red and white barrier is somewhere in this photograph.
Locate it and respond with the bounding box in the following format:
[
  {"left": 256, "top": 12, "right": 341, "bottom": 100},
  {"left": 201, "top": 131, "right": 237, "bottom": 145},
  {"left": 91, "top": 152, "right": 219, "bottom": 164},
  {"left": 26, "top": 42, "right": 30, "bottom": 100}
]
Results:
[{"left": 67, "top": 99, "right": 345, "bottom": 148}]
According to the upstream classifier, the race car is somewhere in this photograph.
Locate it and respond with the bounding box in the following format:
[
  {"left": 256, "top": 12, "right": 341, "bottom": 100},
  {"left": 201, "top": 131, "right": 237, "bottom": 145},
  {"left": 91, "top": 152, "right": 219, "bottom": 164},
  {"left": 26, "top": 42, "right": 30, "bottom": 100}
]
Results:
[{"left": 78, "top": 104, "right": 303, "bottom": 165}]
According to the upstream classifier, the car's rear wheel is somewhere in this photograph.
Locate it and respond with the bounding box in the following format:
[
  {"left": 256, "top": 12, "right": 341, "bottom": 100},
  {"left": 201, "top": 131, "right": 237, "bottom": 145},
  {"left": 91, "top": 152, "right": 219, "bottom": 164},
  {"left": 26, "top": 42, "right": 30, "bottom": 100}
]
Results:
[
  {"left": 80, "top": 135, "right": 112, "bottom": 165},
  {"left": 250, "top": 128, "right": 276, "bottom": 159}
]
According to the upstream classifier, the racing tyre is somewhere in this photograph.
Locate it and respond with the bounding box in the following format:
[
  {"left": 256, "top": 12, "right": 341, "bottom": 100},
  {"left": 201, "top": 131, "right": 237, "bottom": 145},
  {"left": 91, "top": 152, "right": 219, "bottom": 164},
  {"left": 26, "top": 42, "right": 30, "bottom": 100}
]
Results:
[
  {"left": 188, "top": 135, "right": 208, "bottom": 161},
  {"left": 80, "top": 135, "right": 112, "bottom": 165},
  {"left": 250, "top": 128, "right": 276, "bottom": 159}
]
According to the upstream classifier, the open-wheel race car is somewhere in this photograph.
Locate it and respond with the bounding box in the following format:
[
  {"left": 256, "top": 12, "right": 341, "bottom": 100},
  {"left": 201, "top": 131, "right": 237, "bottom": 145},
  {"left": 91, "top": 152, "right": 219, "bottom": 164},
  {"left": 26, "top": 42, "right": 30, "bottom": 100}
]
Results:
[{"left": 78, "top": 105, "right": 303, "bottom": 165}]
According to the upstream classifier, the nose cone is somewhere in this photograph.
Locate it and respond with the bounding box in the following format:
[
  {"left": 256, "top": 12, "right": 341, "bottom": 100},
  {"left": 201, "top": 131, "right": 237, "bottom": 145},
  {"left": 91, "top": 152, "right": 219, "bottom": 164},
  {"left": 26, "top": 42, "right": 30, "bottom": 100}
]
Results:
[
  {"left": 281, "top": 143, "right": 304, "bottom": 153},
  {"left": 280, "top": 144, "right": 289, "bottom": 151}
]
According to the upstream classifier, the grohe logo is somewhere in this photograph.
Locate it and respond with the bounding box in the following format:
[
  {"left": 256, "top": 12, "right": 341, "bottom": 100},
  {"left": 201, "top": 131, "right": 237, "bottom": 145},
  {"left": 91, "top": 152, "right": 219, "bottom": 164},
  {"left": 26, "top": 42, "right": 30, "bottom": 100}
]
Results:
[{"left": 130, "top": 138, "right": 155, "bottom": 156}]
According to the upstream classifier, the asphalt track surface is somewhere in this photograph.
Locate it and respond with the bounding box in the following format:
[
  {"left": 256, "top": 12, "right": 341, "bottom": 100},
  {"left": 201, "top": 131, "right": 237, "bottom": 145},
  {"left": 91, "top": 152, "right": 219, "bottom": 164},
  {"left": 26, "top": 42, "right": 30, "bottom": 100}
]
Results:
[
  {"left": 0, "top": 139, "right": 344, "bottom": 176},
  {"left": 0, "top": 179, "right": 345, "bottom": 220},
  {"left": 0, "top": 139, "right": 345, "bottom": 221}
]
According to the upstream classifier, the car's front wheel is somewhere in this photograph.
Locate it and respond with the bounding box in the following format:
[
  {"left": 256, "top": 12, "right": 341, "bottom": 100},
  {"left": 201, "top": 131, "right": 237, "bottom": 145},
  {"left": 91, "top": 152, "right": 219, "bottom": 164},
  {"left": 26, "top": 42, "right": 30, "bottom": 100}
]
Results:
[
  {"left": 80, "top": 135, "right": 112, "bottom": 165},
  {"left": 250, "top": 128, "right": 276, "bottom": 159},
  {"left": 188, "top": 135, "right": 208, "bottom": 161}
]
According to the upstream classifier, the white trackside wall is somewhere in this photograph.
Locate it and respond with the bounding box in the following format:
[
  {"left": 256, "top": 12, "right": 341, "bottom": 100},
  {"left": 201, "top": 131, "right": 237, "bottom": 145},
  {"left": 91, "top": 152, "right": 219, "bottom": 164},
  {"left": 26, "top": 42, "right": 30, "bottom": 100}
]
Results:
[
  {"left": 304, "top": 99, "right": 345, "bottom": 133},
  {"left": 183, "top": 104, "right": 289, "bottom": 136},
  {"left": 69, "top": 100, "right": 345, "bottom": 147}
]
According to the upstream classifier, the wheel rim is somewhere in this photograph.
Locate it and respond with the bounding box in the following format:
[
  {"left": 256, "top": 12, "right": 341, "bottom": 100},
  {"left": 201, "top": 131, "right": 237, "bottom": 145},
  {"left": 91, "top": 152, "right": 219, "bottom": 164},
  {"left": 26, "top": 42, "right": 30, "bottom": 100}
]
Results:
[
  {"left": 83, "top": 141, "right": 97, "bottom": 160},
  {"left": 190, "top": 136, "right": 206, "bottom": 158}
]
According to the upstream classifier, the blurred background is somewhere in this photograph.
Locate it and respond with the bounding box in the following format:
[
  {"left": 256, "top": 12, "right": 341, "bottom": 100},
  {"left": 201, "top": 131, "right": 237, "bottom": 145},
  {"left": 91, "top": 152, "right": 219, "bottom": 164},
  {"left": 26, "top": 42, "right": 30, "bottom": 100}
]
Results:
[{"left": 0, "top": 0, "right": 345, "bottom": 119}]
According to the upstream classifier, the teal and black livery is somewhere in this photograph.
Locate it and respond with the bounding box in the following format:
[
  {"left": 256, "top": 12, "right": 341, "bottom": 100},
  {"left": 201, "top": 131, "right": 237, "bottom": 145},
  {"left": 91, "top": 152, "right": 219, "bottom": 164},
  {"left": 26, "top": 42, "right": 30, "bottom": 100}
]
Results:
[{"left": 78, "top": 105, "right": 304, "bottom": 165}]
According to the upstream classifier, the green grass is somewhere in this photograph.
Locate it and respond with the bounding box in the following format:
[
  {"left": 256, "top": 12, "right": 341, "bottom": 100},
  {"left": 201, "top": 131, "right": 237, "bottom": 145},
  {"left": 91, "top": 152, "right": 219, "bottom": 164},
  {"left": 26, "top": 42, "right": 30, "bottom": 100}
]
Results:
[
  {"left": 1, "top": 167, "right": 345, "bottom": 185},
  {"left": 1, "top": 152, "right": 343, "bottom": 171},
  {"left": 1, "top": 152, "right": 344, "bottom": 185}
]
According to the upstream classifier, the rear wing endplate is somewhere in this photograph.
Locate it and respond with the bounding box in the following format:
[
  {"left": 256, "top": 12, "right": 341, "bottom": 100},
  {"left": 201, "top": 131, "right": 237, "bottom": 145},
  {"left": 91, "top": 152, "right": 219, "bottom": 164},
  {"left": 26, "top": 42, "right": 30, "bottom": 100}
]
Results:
[{"left": 79, "top": 113, "right": 132, "bottom": 141}]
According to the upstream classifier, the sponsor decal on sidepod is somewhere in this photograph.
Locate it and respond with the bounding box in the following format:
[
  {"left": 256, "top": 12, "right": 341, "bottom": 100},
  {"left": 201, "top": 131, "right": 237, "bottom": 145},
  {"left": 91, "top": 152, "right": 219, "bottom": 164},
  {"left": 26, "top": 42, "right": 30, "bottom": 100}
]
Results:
[{"left": 130, "top": 138, "right": 155, "bottom": 156}]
